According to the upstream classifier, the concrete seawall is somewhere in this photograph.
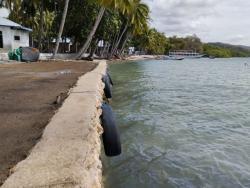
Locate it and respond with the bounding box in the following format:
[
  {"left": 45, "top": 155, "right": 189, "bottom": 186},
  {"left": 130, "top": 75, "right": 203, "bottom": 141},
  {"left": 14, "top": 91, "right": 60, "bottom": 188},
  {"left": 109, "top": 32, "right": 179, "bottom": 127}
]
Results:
[{"left": 2, "top": 61, "right": 107, "bottom": 188}]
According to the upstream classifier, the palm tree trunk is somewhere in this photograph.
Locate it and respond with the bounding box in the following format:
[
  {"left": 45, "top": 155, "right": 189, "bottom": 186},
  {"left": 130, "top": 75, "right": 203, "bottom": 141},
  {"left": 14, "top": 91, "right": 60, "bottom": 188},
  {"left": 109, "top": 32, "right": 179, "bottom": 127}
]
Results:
[
  {"left": 88, "top": 39, "right": 98, "bottom": 58},
  {"left": 107, "top": 32, "right": 120, "bottom": 59},
  {"left": 2, "top": 0, "right": 12, "bottom": 10},
  {"left": 110, "top": 30, "right": 121, "bottom": 55},
  {"left": 119, "top": 32, "right": 130, "bottom": 56},
  {"left": 75, "top": 7, "right": 105, "bottom": 59},
  {"left": 110, "top": 22, "right": 128, "bottom": 58},
  {"left": 100, "top": 41, "right": 107, "bottom": 58},
  {"left": 52, "top": 0, "right": 70, "bottom": 59},
  {"left": 38, "top": 0, "right": 44, "bottom": 50},
  {"left": 101, "top": 42, "right": 110, "bottom": 59}
]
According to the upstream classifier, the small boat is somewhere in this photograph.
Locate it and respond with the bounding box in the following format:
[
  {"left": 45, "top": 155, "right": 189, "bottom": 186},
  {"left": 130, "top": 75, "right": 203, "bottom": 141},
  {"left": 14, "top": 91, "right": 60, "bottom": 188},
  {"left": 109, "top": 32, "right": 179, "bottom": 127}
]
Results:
[
  {"left": 169, "top": 50, "right": 204, "bottom": 59},
  {"left": 209, "top": 56, "right": 215, "bottom": 59},
  {"left": 163, "top": 56, "right": 184, "bottom": 60}
]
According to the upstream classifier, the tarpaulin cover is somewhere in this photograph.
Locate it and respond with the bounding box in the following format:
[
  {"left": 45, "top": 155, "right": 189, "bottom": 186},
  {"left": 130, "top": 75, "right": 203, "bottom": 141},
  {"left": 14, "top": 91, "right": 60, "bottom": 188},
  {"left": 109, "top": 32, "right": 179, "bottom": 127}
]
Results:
[{"left": 21, "top": 47, "right": 40, "bottom": 62}]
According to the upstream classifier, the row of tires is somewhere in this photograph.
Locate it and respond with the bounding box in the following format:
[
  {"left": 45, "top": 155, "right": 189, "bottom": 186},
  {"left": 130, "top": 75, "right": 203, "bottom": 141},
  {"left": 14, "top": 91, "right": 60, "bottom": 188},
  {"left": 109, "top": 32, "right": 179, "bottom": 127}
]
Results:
[{"left": 101, "top": 72, "right": 121, "bottom": 157}]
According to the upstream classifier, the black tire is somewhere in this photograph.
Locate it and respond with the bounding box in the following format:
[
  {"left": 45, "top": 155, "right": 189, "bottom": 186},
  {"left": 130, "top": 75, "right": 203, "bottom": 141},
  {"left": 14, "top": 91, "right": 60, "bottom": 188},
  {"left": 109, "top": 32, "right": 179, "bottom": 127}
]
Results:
[
  {"left": 101, "top": 103, "right": 121, "bottom": 157},
  {"left": 102, "top": 75, "right": 112, "bottom": 98},
  {"left": 107, "top": 72, "right": 114, "bottom": 86}
]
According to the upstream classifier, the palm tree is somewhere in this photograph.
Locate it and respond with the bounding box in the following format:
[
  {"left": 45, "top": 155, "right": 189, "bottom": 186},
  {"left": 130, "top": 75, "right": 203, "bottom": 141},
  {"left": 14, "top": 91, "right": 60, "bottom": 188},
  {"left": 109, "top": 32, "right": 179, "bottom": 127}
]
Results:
[
  {"left": 0, "top": 0, "right": 12, "bottom": 10},
  {"left": 7, "top": 0, "right": 23, "bottom": 23},
  {"left": 129, "top": 0, "right": 150, "bottom": 35},
  {"left": 0, "top": 0, "right": 4, "bottom": 7},
  {"left": 111, "top": 0, "right": 149, "bottom": 57},
  {"left": 21, "top": 0, "right": 43, "bottom": 49},
  {"left": 75, "top": 7, "right": 105, "bottom": 59},
  {"left": 37, "top": 0, "right": 44, "bottom": 50},
  {"left": 75, "top": 0, "right": 123, "bottom": 59},
  {"left": 52, "top": 0, "right": 70, "bottom": 58}
]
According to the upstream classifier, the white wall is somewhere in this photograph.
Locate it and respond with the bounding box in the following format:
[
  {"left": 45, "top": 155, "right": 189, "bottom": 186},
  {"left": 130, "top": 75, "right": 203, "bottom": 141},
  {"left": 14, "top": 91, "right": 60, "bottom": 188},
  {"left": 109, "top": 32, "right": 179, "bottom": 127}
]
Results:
[
  {"left": 0, "top": 26, "right": 30, "bottom": 50},
  {"left": 0, "top": 8, "right": 9, "bottom": 17}
]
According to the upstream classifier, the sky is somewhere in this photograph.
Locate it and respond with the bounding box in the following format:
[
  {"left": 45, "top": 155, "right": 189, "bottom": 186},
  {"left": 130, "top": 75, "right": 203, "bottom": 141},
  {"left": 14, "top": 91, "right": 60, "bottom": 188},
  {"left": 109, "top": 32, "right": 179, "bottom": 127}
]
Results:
[{"left": 143, "top": 0, "right": 250, "bottom": 46}]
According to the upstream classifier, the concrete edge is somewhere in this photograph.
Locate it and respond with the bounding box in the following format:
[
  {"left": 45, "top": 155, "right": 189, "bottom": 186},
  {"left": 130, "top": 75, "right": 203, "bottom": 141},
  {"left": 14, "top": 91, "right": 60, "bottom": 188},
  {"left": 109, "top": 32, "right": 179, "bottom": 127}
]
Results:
[{"left": 2, "top": 61, "right": 107, "bottom": 188}]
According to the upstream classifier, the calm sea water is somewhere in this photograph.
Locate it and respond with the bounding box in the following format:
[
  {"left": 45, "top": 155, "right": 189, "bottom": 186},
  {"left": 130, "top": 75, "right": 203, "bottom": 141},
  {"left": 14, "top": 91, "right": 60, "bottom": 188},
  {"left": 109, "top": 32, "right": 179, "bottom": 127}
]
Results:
[{"left": 102, "top": 58, "right": 250, "bottom": 188}]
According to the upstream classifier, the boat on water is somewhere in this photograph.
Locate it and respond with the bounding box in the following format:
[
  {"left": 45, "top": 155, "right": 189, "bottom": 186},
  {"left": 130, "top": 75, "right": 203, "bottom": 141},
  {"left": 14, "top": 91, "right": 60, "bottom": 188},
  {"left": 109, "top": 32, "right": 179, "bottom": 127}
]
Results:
[
  {"left": 209, "top": 56, "right": 216, "bottom": 59},
  {"left": 163, "top": 56, "right": 184, "bottom": 60},
  {"left": 169, "top": 50, "right": 204, "bottom": 59}
]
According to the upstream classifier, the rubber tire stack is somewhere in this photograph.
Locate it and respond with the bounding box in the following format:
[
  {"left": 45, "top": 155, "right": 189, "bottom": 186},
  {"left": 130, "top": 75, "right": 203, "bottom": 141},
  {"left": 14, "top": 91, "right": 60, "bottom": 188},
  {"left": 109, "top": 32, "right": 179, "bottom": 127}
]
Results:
[
  {"left": 101, "top": 73, "right": 121, "bottom": 157},
  {"left": 101, "top": 104, "right": 121, "bottom": 156},
  {"left": 102, "top": 75, "right": 112, "bottom": 99}
]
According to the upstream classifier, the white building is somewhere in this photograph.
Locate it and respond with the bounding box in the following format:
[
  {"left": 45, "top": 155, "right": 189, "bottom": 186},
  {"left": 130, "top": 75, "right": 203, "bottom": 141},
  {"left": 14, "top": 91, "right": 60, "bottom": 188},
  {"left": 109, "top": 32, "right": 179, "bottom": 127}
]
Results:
[{"left": 0, "top": 17, "right": 32, "bottom": 51}]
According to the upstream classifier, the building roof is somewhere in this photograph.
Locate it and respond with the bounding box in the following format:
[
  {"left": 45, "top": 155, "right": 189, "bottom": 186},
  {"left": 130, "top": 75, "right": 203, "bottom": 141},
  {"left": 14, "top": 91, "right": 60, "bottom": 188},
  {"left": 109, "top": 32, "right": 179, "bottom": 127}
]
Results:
[{"left": 0, "top": 17, "right": 32, "bottom": 32}]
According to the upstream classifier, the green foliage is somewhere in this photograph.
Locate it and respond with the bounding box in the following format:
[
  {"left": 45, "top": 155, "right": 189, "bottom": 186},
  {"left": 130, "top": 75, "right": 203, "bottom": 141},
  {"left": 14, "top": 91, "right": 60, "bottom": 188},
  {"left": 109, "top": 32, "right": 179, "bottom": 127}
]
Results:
[
  {"left": 4, "top": 0, "right": 151, "bottom": 55},
  {"left": 129, "top": 0, "right": 149, "bottom": 35},
  {"left": 203, "top": 43, "right": 250, "bottom": 58},
  {"left": 145, "top": 29, "right": 170, "bottom": 55},
  {"left": 33, "top": 9, "right": 55, "bottom": 41},
  {"left": 132, "top": 28, "right": 170, "bottom": 55},
  {"left": 96, "top": 9, "right": 122, "bottom": 42},
  {"left": 3, "top": 1, "right": 131, "bottom": 55},
  {"left": 63, "top": 0, "right": 100, "bottom": 43},
  {"left": 4, "top": 0, "right": 249, "bottom": 57},
  {"left": 203, "top": 44, "right": 231, "bottom": 58},
  {"left": 132, "top": 33, "right": 205, "bottom": 55},
  {"left": 169, "top": 35, "right": 203, "bottom": 53}
]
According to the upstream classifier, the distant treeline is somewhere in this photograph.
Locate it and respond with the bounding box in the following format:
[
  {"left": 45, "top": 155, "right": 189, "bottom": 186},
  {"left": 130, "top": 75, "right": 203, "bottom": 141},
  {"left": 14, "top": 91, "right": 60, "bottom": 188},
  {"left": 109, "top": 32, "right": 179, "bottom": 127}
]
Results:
[
  {"left": 132, "top": 33, "right": 204, "bottom": 55},
  {"left": 203, "top": 43, "right": 250, "bottom": 58},
  {"left": 133, "top": 33, "right": 250, "bottom": 57}
]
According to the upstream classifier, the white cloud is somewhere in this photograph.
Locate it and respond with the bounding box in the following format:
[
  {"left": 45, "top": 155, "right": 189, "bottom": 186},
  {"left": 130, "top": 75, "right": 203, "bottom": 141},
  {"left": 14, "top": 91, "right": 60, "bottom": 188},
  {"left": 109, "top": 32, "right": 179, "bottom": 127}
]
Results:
[{"left": 143, "top": 0, "right": 250, "bottom": 45}]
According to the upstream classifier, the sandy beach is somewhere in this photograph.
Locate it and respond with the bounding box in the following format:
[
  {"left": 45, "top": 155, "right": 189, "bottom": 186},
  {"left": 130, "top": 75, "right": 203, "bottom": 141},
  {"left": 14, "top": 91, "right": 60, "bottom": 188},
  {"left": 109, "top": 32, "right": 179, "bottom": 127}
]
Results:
[{"left": 125, "top": 55, "right": 157, "bottom": 61}]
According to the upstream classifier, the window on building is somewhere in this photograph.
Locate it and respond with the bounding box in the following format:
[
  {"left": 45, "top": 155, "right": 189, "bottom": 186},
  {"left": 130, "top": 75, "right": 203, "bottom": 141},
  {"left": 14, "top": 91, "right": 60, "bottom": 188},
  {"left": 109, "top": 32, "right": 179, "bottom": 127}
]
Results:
[
  {"left": 0, "top": 31, "right": 3, "bottom": 48},
  {"left": 14, "top": 36, "right": 20, "bottom": 41}
]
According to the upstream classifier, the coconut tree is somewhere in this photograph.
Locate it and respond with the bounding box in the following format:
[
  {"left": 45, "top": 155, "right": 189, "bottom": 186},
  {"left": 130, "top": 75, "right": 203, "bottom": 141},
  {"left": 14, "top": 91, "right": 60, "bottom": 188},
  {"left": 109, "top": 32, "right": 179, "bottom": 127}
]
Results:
[
  {"left": 110, "top": 0, "right": 149, "bottom": 57},
  {"left": 52, "top": 0, "right": 70, "bottom": 58},
  {"left": 119, "top": 23, "right": 149, "bottom": 57},
  {"left": 34, "top": 9, "right": 55, "bottom": 51},
  {"left": 21, "top": 0, "right": 54, "bottom": 50},
  {"left": 75, "top": 0, "right": 127, "bottom": 59},
  {"left": 0, "top": 0, "right": 12, "bottom": 9}
]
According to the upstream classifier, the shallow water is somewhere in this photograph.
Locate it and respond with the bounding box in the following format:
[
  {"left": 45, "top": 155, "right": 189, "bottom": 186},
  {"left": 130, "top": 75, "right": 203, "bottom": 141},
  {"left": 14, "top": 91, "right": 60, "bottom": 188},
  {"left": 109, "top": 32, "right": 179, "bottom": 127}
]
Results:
[{"left": 102, "top": 58, "right": 250, "bottom": 188}]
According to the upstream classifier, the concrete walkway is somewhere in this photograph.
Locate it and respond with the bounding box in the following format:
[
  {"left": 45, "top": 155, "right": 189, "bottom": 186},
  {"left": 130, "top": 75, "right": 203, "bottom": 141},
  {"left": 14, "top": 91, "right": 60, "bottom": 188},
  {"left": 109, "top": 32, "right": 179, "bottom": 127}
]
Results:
[{"left": 2, "top": 61, "right": 107, "bottom": 188}]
